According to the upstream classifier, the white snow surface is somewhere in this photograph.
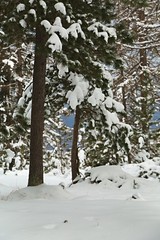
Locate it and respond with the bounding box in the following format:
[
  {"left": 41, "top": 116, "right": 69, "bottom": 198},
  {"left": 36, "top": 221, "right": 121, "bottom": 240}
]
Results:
[{"left": 0, "top": 165, "right": 160, "bottom": 240}]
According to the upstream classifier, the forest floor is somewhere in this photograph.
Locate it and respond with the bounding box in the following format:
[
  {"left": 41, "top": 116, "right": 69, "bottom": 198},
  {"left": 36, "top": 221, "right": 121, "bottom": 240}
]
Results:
[{"left": 0, "top": 165, "right": 160, "bottom": 240}]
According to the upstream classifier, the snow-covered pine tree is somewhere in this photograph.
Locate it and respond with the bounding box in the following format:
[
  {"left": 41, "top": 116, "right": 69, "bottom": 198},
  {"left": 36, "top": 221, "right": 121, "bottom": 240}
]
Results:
[
  {"left": 11, "top": 0, "right": 73, "bottom": 185},
  {"left": 0, "top": 1, "right": 31, "bottom": 170},
  {"left": 1, "top": 1, "right": 70, "bottom": 172},
  {"left": 5, "top": 0, "right": 132, "bottom": 183},
  {"left": 51, "top": 0, "right": 132, "bottom": 179},
  {"left": 10, "top": 0, "right": 109, "bottom": 184},
  {"left": 113, "top": 0, "right": 160, "bottom": 162}
]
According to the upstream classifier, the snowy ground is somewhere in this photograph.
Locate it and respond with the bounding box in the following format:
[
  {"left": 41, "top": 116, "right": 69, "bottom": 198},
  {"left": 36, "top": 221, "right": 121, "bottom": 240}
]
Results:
[{"left": 0, "top": 165, "right": 160, "bottom": 240}]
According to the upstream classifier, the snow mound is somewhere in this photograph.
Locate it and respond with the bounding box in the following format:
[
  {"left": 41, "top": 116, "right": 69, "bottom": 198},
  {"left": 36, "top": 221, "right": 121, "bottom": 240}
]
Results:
[
  {"left": 89, "top": 165, "right": 134, "bottom": 188},
  {"left": 123, "top": 159, "right": 160, "bottom": 180},
  {"left": 0, "top": 184, "right": 15, "bottom": 200},
  {"left": 6, "top": 184, "right": 71, "bottom": 201}
]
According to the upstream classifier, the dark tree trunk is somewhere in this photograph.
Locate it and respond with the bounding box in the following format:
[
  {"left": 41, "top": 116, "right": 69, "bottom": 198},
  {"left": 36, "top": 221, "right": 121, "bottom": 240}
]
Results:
[
  {"left": 138, "top": 9, "right": 149, "bottom": 150},
  {"left": 9, "top": 159, "right": 15, "bottom": 171},
  {"left": 16, "top": 48, "right": 23, "bottom": 98},
  {"left": 28, "top": 23, "right": 47, "bottom": 186},
  {"left": 71, "top": 106, "right": 81, "bottom": 181},
  {"left": 120, "top": 69, "right": 132, "bottom": 164}
]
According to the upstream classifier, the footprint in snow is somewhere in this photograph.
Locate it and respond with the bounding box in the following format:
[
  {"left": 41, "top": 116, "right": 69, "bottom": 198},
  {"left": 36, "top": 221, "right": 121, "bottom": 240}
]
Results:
[
  {"left": 43, "top": 224, "right": 57, "bottom": 230},
  {"left": 43, "top": 220, "right": 68, "bottom": 230}
]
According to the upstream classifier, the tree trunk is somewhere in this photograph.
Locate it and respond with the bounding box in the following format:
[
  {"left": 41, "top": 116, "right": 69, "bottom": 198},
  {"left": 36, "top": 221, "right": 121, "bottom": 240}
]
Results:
[
  {"left": 71, "top": 106, "right": 81, "bottom": 182},
  {"left": 28, "top": 23, "right": 47, "bottom": 186},
  {"left": 138, "top": 9, "right": 148, "bottom": 132},
  {"left": 16, "top": 48, "right": 23, "bottom": 98}
]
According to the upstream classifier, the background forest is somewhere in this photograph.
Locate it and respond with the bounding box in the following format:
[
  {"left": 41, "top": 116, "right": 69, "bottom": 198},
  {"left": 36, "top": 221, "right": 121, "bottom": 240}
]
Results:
[{"left": 0, "top": 0, "right": 160, "bottom": 184}]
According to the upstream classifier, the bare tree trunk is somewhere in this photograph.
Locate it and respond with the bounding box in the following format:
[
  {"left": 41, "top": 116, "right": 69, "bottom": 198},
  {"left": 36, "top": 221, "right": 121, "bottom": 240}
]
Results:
[
  {"left": 71, "top": 106, "right": 81, "bottom": 182},
  {"left": 28, "top": 23, "right": 47, "bottom": 186},
  {"left": 138, "top": 9, "right": 151, "bottom": 151},
  {"left": 16, "top": 48, "right": 23, "bottom": 98}
]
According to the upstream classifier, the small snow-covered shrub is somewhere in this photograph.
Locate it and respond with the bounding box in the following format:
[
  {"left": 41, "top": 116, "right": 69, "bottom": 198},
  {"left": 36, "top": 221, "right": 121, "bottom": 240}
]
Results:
[
  {"left": 123, "top": 158, "right": 160, "bottom": 180},
  {"left": 87, "top": 165, "right": 134, "bottom": 188},
  {"left": 138, "top": 159, "right": 160, "bottom": 180},
  {"left": 134, "top": 149, "right": 150, "bottom": 163}
]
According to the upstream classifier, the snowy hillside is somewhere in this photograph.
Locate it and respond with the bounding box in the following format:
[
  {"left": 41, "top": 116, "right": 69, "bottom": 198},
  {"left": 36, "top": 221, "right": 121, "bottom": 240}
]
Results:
[{"left": 1, "top": 165, "right": 160, "bottom": 240}]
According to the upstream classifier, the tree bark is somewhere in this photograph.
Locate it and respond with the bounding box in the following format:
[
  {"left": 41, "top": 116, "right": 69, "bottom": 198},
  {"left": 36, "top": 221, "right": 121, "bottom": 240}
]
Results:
[
  {"left": 16, "top": 48, "right": 23, "bottom": 98},
  {"left": 71, "top": 106, "right": 81, "bottom": 182},
  {"left": 28, "top": 23, "right": 47, "bottom": 186},
  {"left": 138, "top": 9, "right": 149, "bottom": 135}
]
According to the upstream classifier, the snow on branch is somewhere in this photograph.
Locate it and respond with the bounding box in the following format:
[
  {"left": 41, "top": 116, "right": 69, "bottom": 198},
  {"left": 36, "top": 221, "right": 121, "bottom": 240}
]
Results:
[
  {"left": 16, "top": 3, "right": 25, "bottom": 13},
  {"left": 49, "top": 17, "right": 68, "bottom": 40},
  {"left": 29, "top": 0, "right": 34, "bottom": 4},
  {"left": 28, "top": 9, "right": 37, "bottom": 21},
  {"left": 41, "top": 18, "right": 68, "bottom": 53},
  {"left": 39, "top": 0, "right": 47, "bottom": 14},
  {"left": 88, "top": 88, "right": 105, "bottom": 107},
  {"left": 47, "top": 32, "right": 62, "bottom": 52},
  {"left": 137, "top": 22, "right": 160, "bottom": 29},
  {"left": 19, "top": 19, "right": 27, "bottom": 28},
  {"left": 41, "top": 20, "right": 51, "bottom": 32},
  {"left": 54, "top": 2, "right": 66, "bottom": 15},
  {"left": 66, "top": 73, "right": 89, "bottom": 109},
  {"left": 41, "top": 17, "right": 87, "bottom": 52},
  {"left": 57, "top": 63, "right": 68, "bottom": 77},
  {"left": 88, "top": 22, "right": 117, "bottom": 42},
  {"left": 123, "top": 43, "right": 160, "bottom": 50},
  {"left": 67, "top": 22, "right": 86, "bottom": 39}
]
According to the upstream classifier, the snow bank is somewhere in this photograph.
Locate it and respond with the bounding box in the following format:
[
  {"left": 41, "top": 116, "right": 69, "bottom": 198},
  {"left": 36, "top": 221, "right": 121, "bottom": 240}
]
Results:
[
  {"left": 0, "top": 184, "right": 14, "bottom": 200},
  {"left": 123, "top": 158, "right": 160, "bottom": 180},
  {"left": 6, "top": 184, "right": 71, "bottom": 201},
  {"left": 89, "top": 165, "right": 133, "bottom": 185},
  {"left": 1, "top": 164, "right": 160, "bottom": 203}
]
